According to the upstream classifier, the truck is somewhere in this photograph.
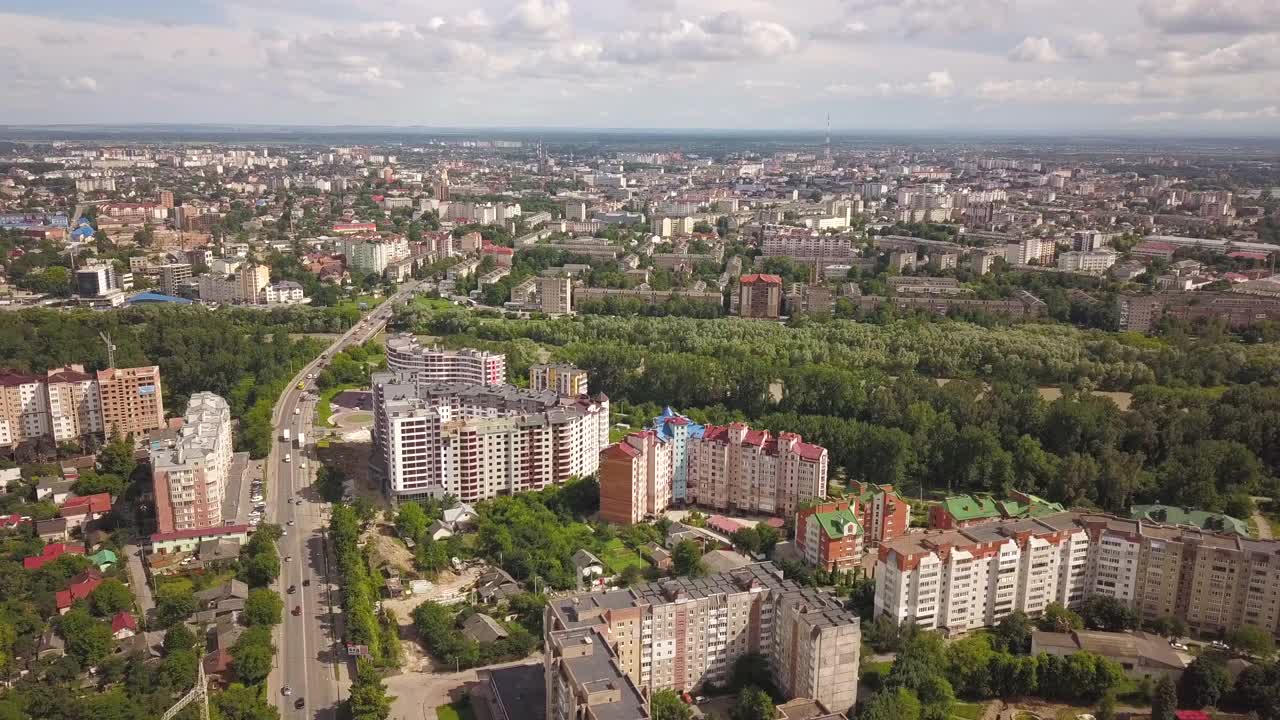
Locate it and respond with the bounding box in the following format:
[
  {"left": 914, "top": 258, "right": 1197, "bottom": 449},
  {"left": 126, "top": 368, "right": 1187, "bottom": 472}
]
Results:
[
  {"left": 295, "top": 433, "right": 305, "bottom": 448},
  {"left": 282, "top": 428, "right": 291, "bottom": 442}
]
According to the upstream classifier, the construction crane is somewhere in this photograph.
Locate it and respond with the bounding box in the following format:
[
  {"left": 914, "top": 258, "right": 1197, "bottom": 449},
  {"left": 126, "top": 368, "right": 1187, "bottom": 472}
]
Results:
[
  {"left": 161, "top": 660, "right": 210, "bottom": 720},
  {"left": 99, "top": 332, "right": 116, "bottom": 369}
]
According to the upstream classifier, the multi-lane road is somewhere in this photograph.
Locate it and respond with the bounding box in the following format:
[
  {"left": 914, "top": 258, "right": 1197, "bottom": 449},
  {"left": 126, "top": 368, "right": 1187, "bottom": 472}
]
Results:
[{"left": 266, "top": 283, "right": 417, "bottom": 718}]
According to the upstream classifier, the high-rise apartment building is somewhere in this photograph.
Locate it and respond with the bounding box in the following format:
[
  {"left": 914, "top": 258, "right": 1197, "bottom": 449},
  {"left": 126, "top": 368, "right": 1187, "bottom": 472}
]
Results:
[
  {"left": 849, "top": 481, "right": 911, "bottom": 544},
  {"left": 539, "top": 275, "right": 573, "bottom": 315},
  {"left": 529, "top": 364, "right": 589, "bottom": 396},
  {"left": 875, "top": 510, "right": 1280, "bottom": 639},
  {"left": 738, "top": 274, "right": 783, "bottom": 319},
  {"left": 151, "top": 393, "right": 233, "bottom": 534},
  {"left": 75, "top": 264, "right": 121, "bottom": 298},
  {"left": 688, "top": 422, "right": 827, "bottom": 517},
  {"left": 235, "top": 263, "right": 270, "bottom": 304},
  {"left": 385, "top": 334, "right": 506, "bottom": 385},
  {"left": 0, "top": 365, "right": 163, "bottom": 448},
  {"left": 45, "top": 366, "right": 103, "bottom": 442},
  {"left": 544, "top": 563, "right": 860, "bottom": 718},
  {"left": 96, "top": 366, "right": 165, "bottom": 439},
  {"left": 653, "top": 408, "right": 703, "bottom": 503},
  {"left": 158, "top": 263, "right": 193, "bottom": 295},
  {"left": 338, "top": 234, "right": 410, "bottom": 276},
  {"left": 372, "top": 373, "right": 609, "bottom": 503},
  {"left": 599, "top": 431, "right": 672, "bottom": 525}
]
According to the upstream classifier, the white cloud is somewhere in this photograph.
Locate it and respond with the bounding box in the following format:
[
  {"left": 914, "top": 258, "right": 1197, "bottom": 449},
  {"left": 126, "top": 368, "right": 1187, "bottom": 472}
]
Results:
[
  {"left": 844, "top": 0, "right": 1013, "bottom": 35},
  {"left": 811, "top": 20, "right": 869, "bottom": 41},
  {"left": 60, "top": 75, "right": 98, "bottom": 93},
  {"left": 1069, "top": 31, "right": 1109, "bottom": 59},
  {"left": 1129, "top": 105, "right": 1279, "bottom": 121},
  {"left": 826, "top": 70, "right": 954, "bottom": 97},
  {"left": 1009, "top": 36, "right": 1061, "bottom": 63},
  {"left": 604, "top": 13, "right": 798, "bottom": 64},
  {"left": 503, "top": 0, "right": 570, "bottom": 39},
  {"left": 1147, "top": 34, "right": 1280, "bottom": 75},
  {"left": 1139, "top": 0, "right": 1279, "bottom": 34},
  {"left": 974, "top": 77, "right": 1152, "bottom": 104}
]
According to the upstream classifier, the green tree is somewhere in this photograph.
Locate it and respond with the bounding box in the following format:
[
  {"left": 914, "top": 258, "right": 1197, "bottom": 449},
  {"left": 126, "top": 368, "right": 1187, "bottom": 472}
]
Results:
[
  {"left": 1226, "top": 625, "right": 1276, "bottom": 658},
  {"left": 1180, "top": 656, "right": 1231, "bottom": 709},
  {"left": 97, "top": 432, "right": 138, "bottom": 478},
  {"left": 1038, "top": 602, "right": 1084, "bottom": 633},
  {"left": 159, "top": 647, "right": 198, "bottom": 690},
  {"left": 154, "top": 584, "right": 197, "bottom": 627},
  {"left": 993, "top": 610, "right": 1033, "bottom": 653},
  {"left": 1096, "top": 692, "right": 1117, "bottom": 720},
  {"left": 672, "top": 540, "right": 705, "bottom": 578},
  {"left": 395, "top": 501, "right": 429, "bottom": 543},
  {"left": 89, "top": 578, "right": 134, "bottom": 616},
  {"left": 1153, "top": 676, "right": 1178, "bottom": 720},
  {"left": 59, "top": 608, "right": 113, "bottom": 666},
  {"left": 215, "top": 683, "right": 281, "bottom": 720},
  {"left": 730, "top": 686, "right": 777, "bottom": 720},
  {"left": 244, "top": 588, "right": 283, "bottom": 627},
  {"left": 946, "top": 634, "right": 994, "bottom": 698},
  {"left": 651, "top": 689, "right": 693, "bottom": 720},
  {"left": 240, "top": 548, "right": 281, "bottom": 588},
  {"left": 1079, "top": 595, "right": 1137, "bottom": 632},
  {"left": 230, "top": 632, "right": 274, "bottom": 685},
  {"left": 348, "top": 658, "right": 394, "bottom": 720},
  {"left": 164, "top": 625, "right": 197, "bottom": 654}
]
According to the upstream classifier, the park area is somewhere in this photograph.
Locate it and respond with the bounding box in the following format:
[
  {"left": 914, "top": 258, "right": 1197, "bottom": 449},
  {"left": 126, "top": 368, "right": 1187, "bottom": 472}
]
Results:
[{"left": 600, "top": 538, "right": 646, "bottom": 575}]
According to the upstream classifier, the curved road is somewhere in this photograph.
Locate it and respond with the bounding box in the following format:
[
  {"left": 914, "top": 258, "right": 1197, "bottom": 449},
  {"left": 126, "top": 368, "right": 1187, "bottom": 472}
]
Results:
[{"left": 266, "top": 283, "right": 418, "bottom": 718}]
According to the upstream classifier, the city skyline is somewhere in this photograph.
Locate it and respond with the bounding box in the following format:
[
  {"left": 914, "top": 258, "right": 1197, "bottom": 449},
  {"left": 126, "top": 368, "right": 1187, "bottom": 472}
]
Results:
[{"left": 3, "top": 0, "right": 1279, "bottom": 135}]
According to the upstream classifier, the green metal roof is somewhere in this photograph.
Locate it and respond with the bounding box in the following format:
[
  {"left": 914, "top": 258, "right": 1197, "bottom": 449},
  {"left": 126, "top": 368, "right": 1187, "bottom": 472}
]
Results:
[
  {"left": 813, "top": 507, "right": 863, "bottom": 540},
  {"left": 942, "top": 495, "right": 1001, "bottom": 521},
  {"left": 1130, "top": 504, "right": 1248, "bottom": 537}
]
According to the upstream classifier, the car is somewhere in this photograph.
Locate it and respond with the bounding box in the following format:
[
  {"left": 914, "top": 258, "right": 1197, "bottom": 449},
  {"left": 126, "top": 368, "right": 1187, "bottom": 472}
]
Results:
[
  {"left": 695, "top": 696, "right": 708, "bottom": 704},
  {"left": 292, "top": 606, "right": 301, "bottom": 616},
  {"left": 284, "top": 453, "right": 291, "bottom": 463},
  {"left": 287, "top": 520, "right": 295, "bottom": 526},
  {"left": 294, "top": 698, "right": 305, "bottom": 709},
  {"left": 302, "top": 579, "right": 311, "bottom": 587},
  {"left": 288, "top": 585, "right": 297, "bottom": 594},
  {"left": 1171, "top": 642, "right": 1189, "bottom": 651},
  {"left": 281, "top": 687, "right": 292, "bottom": 697},
  {"left": 281, "top": 530, "right": 287, "bottom": 537},
  {"left": 286, "top": 555, "right": 293, "bottom": 562}
]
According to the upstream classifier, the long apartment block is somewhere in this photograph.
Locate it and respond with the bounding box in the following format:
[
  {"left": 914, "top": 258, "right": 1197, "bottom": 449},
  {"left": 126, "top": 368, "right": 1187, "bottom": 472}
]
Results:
[
  {"left": 0, "top": 364, "right": 164, "bottom": 448},
  {"left": 544, "top": 562, "right": 860, "bottom": 720},
  {"left": 385, "top": 334, "right": 506, "bottom": 386},
  {"left": 372, "top": 373, "right": 609, "bottom": 503},
  {"left": 875, "top": 510, "right": 1280, "bottom": 638}
]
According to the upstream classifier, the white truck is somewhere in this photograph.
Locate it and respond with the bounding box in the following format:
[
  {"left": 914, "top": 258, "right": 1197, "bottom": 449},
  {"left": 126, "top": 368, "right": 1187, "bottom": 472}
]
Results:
[
  {"left": 295, "top": 432, "right": 305, "bottom": 448},
  {"left": 282, "top": 428, "right": 291, "bottom": 442}
]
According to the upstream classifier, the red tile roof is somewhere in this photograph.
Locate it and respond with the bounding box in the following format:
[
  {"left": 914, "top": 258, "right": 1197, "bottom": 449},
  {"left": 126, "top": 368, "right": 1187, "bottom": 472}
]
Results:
[
  {"left": 0, "top": 370, "right": 42, "bottom": 387},
  {"left": 740, "top": 273, "right": 783, "bottom": 285},
  {"left": 111, "top": 611, "right": 137, "bottom": 634},
  {"left": 604, "top": 443, "right": 640, "bottom": 460},
  {"left": 60, "top": 492, "right": 112, "bottom": 516},
  {"left": 0, "top": 514, "right": 29, "bottom": 529},
  {"left": 56, "top": 569, "right": 103, "bottom": 609},
  {"left": 24, "top": 542, "right": 86, "bottom": 570}
]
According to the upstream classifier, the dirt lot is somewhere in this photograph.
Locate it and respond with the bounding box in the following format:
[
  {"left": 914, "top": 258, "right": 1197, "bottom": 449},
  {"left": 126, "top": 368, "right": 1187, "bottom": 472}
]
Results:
[{"left": 382, "top": 566, "right": 485, "bottom": 672}]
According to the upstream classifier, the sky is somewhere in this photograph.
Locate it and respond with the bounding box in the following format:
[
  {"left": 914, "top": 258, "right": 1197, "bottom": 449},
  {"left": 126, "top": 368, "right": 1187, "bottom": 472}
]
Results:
[{"left": 2, "top": 0, "right": 1279, "bottom": 135}]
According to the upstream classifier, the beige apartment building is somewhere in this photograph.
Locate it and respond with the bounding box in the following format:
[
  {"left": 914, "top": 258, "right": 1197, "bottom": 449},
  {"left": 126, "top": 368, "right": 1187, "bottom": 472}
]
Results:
[
  {"left": 599, "top": 430, "right": 672, "bottom": 525},
  {"left": 0, "top": 365, "right": 162, "bottom": 448},
  {"left": 151, "top": 392, "right": 233, "bottom": 534},
  {"left": 544, "top": 563, "right": 860, "bottom": 719},
  {"left": 539, "top": 275, "right": 573, "bottom": 315},
  {"left": 876, "top": 511, "right": 1280, "bottom": 639},
  {"left": 97, "top": 366, "right": 165, "bottom": 439},
  {"left": 687, "top": 423, "right": 828, "bottom": 517},
  {"left": 529, "top": 364, "right": 589, "bottom": 396}
]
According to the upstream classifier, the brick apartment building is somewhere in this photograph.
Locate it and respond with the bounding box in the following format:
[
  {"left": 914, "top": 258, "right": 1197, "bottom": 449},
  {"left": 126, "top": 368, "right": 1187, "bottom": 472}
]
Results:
[
  {"left": 599, "top": 431, "right": 671, "bottom": 525},
  {"left": 0, "top": 364, "right": 163, "bottom": 448},
  {"left": 738, "top": 273, "right": 783, "bottom": 319}
]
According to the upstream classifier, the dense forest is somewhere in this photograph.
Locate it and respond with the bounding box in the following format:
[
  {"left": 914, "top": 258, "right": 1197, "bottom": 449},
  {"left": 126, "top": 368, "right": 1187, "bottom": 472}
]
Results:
[{"left": 397, "top": 310, "right": 1280, "bottom": 515}]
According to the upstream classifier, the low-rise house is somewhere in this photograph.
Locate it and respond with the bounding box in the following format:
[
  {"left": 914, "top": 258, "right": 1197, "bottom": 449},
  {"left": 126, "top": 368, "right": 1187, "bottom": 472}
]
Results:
[
  {"left": 59, "top": 492, "right": 113, "bottom": 530},
  {"left": 56, "top": 569, "right": 104, "bottom": 613},
  {"left": 572, "top": 549, "right": 605, "bottom": 583},
  {"left": 0, "top": 513, "right": 29, "bottom": 530},
  {"left": 0, "top": 467, "right": 20, "bottom": 494},
  {"left": 474, "top": 568, "right": 522, "bottom": 604},
  {"left": 642, "top": 542, "right": 672, "bottom": 571},
  {"left": 1031, "top": 629, "right": 1187, "bottom": 682},
  {"left": 194, "top": 579, "right": 249, "bottom": 609},
  {"left": 35, "top": 518, "right": 67, "bottom": 541},
  {"left": 88, "top": 548, "right": 118, "bottom": 570},
  {"left": 442, "top": 503, "right": 478, "bottom": 529},
  {"left": 198, "top": 538, "right": 243, "bottom": 565},
  {"left": 462, "top": 613, "right": 510, "bottom": 643},
  {"left": 35, "top": 477, "right": 76, "bottom": 504},
  {"left": 427, "top": 519, "right": 454, "bottom": 541},
  {"left": 38, "top": 628, "right": 66, "bottom": 659},
  {"left": 24, "top": 542, "right": 86, "bottom": 570},
  {"left": 111, "top": 611, "right": 138, "bottom": 640}
]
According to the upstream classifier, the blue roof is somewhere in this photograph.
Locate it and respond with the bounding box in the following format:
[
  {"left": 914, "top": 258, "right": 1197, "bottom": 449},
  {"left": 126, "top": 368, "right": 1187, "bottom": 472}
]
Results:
[
  {"left": 71, "top": 225, "right": 95, "bottom": 240},
  {"left": 126, "top": 292, "right": 192, "bottom": 305},
  {"left": 652, "top": 407, "right": 705, "bottom": 440}
]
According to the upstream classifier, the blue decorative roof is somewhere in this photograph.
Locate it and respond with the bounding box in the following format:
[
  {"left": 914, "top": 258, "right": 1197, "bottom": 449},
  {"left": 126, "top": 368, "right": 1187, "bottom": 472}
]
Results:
[
  {"left": 652, "top": 407, "right": 705, "bottom": 440},
  {"left": 126, "top": 292, "right": 192, "bottom": 305}
]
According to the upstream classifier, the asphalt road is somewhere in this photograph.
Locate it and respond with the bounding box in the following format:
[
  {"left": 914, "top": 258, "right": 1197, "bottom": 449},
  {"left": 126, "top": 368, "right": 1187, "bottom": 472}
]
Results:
[{"left": 267, "top": 283, "right": 418, "bottom": 718}]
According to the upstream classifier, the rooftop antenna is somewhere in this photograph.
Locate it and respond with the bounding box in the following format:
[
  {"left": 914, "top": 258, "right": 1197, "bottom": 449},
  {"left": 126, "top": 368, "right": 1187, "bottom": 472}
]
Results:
[{"left": 100, "top": 332, "right": 116, "bottom": 369}]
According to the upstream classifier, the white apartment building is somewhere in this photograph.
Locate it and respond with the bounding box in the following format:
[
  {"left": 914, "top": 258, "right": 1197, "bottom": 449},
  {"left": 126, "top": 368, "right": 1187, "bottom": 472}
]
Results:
[
  {"left": 687, "top": 423, "right": 828, "bottom": 517},
  {"left": 1058, "top": 250, "right": 1118, "bottom": 274},
  {"left": 264, "top": 281, "right": 306, "bottom": 304},
  {"left": 372, "top": 373, "right": 609, "bottom": 503},
  {"left": 760, "top": 224, "right": 856, "bottom": 262},
  {"left": 385, "top": 334, "right": 506, "bottom": 386},
  {"left": 151, "top": 393, "right": 233, "bottom": 534},
  {"left": 45, "top": 366, "right": 103, "bottom": 442},
  {"left": 339, "top": 234, "right": 410, "bottom": 276}
]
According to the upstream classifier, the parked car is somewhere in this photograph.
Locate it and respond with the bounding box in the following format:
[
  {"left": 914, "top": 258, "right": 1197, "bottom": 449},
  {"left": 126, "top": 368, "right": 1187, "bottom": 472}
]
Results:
[
  {"left": 292, "top": 606, "right": 301, "bottom": 616},
  {"left": 288, "top": 585, "right": 297, "bottom": 594}
]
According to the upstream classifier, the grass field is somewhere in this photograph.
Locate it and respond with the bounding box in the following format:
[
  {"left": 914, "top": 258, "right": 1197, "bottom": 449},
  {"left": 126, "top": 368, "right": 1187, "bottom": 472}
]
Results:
[
  {"left": 600, "top": 538, "right": 647, "bottom": 574},
  {"left": 413, "top": 296, "right": 457, "bottom": 311},
  {"left": 317, "top": 383, "right": 360, "bottom": 426},
  {"left": 951, "top": 702, "right": 986, "bottom": 720},
  {"left": 435, "top": 702, "right": 475, "bottom": 720}
]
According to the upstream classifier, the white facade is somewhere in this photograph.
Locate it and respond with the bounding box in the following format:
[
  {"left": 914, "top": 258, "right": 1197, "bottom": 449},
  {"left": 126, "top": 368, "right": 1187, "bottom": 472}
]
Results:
[
  {"left": 1058, "top": 250, "right": 1118, "bottom": 274},
  {"left": 385, "top": 335, "right": 506, "bottom": 385}
]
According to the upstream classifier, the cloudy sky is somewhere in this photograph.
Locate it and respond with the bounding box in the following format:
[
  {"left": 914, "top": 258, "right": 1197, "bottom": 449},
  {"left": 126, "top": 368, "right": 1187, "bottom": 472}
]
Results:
[{"left": 3, "top": 0, "right": 1279, "bottom": 134}]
